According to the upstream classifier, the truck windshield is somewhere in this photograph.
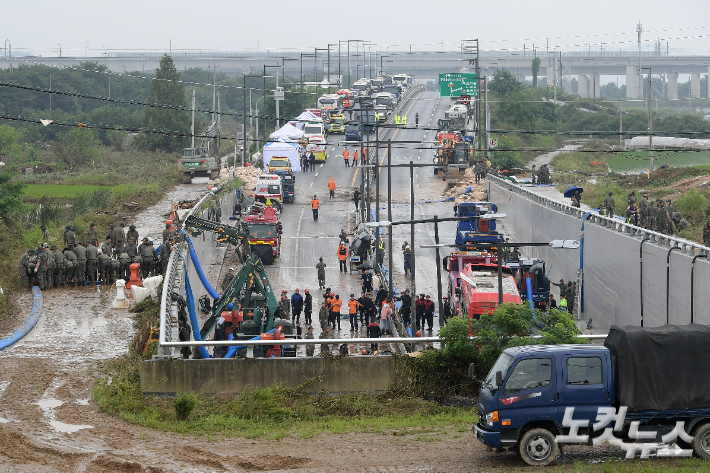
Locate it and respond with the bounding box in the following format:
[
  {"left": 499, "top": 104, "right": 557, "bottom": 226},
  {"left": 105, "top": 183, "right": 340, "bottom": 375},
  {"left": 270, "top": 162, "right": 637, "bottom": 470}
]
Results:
[
  {"left": 305, "top": 125, "right": 322, "bottom": 135},
  {"left": 484, "top": 353, "right": 514, "bottom": 393},
  {"left": 247, "top": 224, "right": 277, "bottom": 239}
]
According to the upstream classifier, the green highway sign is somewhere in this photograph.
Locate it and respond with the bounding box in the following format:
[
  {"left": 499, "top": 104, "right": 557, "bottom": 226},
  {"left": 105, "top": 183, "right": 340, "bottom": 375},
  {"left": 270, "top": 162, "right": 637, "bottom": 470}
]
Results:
[{"left": 439, "top": 73, "right": 478, "bottom": 97}]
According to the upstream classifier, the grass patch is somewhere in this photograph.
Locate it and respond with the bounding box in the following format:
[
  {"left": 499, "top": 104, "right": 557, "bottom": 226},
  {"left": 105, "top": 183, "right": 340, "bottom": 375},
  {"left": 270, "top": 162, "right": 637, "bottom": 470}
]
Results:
[
  {"left": 129, "top": 297, "right": 161, "bottom": 331},
  {"left": 550, "top": 458, "right": 710, "bottom": 472},
  {"left": 93, "top": 354, "right": 477, "bottom": 439},
  {"left": 552, "top": 151, "right": 611, "bottom": 174},
  {"left": 23, "top": 184, "right": 106, "bottom": 198},
  {"left": 608, "top": 150, "right": 710, "bottom": 174}
]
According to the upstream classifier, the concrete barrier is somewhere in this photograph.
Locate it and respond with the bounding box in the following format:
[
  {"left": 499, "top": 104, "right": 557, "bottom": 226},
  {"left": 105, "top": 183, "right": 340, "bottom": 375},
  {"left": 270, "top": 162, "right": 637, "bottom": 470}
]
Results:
[
  {"left": 487, "top": 176, "right": 710, "bottom": 333},
  {"left": 140, "top": 355, "right": 396, "bottom": 394}
]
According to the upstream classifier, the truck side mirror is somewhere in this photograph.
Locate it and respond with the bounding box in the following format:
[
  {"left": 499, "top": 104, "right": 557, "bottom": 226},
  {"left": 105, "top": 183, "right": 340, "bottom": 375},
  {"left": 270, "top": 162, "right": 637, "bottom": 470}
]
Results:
[
  {"left": 468, "top": 363, "right": 475, "bottom": 380},
  {"left": 496, "top": 370, "right": 503, "bottom": 387}
]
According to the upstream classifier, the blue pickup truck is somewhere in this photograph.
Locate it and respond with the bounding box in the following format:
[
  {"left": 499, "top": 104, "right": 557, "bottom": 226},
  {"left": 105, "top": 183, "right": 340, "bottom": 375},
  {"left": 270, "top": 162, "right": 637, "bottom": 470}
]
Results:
[{"left": 474, "top": 324, "right": 710, "bottom": 465}]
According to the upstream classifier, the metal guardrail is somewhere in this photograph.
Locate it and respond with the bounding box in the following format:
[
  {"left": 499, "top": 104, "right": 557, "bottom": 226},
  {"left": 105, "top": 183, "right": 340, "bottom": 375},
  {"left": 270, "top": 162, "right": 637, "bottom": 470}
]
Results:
[
  {"left": 487, "top": 174, "right": 710, "bottom": 255},
  {"left": 158, "top": 190, "right": 214, "bottom": 356},
  {"left": 155, "top": 334, "right": 608, "bottom": 348}
]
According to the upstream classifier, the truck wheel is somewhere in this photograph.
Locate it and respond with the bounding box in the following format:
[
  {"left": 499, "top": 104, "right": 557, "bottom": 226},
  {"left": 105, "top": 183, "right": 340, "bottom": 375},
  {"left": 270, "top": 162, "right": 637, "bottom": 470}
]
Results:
[
  {"left": 692, "top": 423, "right": 710, "bottom": 459},
  {"left": 434, "top": 168, "right": 438, "bottom": 175},
  {"left": 519, "top": 428, "right": 559, "bottom": 466},
  {"left": 182, "top": 173, "right": 192, "bottom": 184}
]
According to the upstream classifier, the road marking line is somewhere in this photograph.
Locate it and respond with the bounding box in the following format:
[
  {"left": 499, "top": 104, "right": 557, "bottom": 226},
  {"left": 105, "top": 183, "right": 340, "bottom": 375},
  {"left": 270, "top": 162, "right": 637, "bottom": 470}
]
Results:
[
  {"left": 294, "top": 206, "right": 305, "bottom": 277},
  {"left": 310, "top": 182, "right": 313, "bottom": 187},
  {"left": 320, "top": 163, "right": 324, "bottom": 167},
  {"left": 315, "top": 172, "right": 318, "bottom": 177}
]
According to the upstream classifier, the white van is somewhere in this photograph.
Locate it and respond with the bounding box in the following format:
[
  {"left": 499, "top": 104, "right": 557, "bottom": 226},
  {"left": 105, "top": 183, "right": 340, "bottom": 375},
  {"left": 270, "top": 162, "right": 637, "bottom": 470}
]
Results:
[{"left": 303, "top": 121, "right": 325, "bottom": 139}]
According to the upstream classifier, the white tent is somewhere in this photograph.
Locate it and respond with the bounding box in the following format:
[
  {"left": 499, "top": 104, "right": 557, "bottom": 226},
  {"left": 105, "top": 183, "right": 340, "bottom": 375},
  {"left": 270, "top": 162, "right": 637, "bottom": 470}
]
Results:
[
  {"left": 293, "top": 110, "right": 322, "bottom": 122},
  {"left": 269, "top": 123, "right": 304, "bottom": 141},
  {"left": 289, "top": 111, "right": 322, "bottom": 130},
  {"left": 263, "top": 138, "right": 301, "bottom": 172}
]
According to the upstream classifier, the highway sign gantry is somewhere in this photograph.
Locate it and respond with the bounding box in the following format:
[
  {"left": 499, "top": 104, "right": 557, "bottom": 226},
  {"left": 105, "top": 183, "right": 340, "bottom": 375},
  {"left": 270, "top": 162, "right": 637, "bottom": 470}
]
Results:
[{"left": 439, "top": 73, "right": 478, "bottom": 98}]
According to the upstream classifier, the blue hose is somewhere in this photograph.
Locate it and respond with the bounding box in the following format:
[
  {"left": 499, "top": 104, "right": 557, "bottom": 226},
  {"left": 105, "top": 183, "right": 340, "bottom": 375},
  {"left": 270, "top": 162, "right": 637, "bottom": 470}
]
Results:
[
  {"left": 180, "top": 230, "right": 219, "bottom": 300},
  {"left": 0, "top": 287, "right": 43, "bottom": 350},
  {"left": 525, "top": 277, "right": 535, "bottom": 311},
  {"left": 223, "top": 328, "right": 276, "bottom": 359},
  {"left": 526, "top": 277, "right": 544, "bottom": 327},
  {"left": 184, "top": 269, "right": 211, "bottom": 359},
  {"left": 406, "top": 326, "right": 412, "bottom": 337}
]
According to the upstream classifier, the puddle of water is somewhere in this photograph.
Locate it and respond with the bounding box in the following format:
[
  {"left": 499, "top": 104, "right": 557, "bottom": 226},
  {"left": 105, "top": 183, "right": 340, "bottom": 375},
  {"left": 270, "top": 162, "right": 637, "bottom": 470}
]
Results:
[
  {"left": 37, "top": 398, "right": 64, "bottom": 409},
  {"left": 0, "top": 417, "right": 10, "bottom": 423},
  {"left": 76, "top": 398, "right": 90, "bottom": 406},
  {"left": 49, "top": 420, "right": 93, "bottom": 433}
]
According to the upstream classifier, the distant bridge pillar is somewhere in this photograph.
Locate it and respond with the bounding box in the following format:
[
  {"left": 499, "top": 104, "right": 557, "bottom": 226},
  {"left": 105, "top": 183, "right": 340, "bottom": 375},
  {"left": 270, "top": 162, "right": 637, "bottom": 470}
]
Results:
[
  {"left": 626, "top": 66, "right": 639, "bottom": 99},
  {"left": 667, "top": 72, "right": 679, "bottom": 100},
  {"left": 690, "top": 73, "right": 701, "bottom": 98},
  {"left": 591, "top": 74, "right": 600, "bottom": 99},
  {"left": 578, "top": 75, "right": 588, "bottom": 98}
]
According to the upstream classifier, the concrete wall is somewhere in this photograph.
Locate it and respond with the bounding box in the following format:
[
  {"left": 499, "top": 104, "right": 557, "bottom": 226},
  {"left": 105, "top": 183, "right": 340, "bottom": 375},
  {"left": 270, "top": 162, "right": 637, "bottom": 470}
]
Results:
[
  {"left": 140, "top": 355, "right": 396, "bottom": 394},
  {"left": 487, "top": 177, "right": 710, "bottom": 333}
]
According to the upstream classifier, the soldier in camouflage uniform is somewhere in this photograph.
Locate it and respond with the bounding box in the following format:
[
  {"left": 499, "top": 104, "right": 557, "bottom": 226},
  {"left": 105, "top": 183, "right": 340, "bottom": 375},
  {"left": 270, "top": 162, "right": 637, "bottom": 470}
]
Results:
[
  {"left": 74, "top": 241, "right": 87, "bottom": 285},
  {"left": 52, "top": 245, "right": 64, "bottom": 286},
  {"left": 36, "top": 244, "right": 50, "bottom": 290},
  {"left": 126, "top": 224, "right": 139, "bottom": 246},
  {"left": 639, "top": 195, "right": 649, "bottom": 227},
  {"left": 63, "top": 246, "right": 78, "bottom": 285},
  {"left": 18, "top": 249, "right": 31, "bottom": 287},
  {"left": 85, "top": 223, "right": 99, "bottom": 247},
  {"left": 86, "top": 240, "right": 98, "bottom": 283}
]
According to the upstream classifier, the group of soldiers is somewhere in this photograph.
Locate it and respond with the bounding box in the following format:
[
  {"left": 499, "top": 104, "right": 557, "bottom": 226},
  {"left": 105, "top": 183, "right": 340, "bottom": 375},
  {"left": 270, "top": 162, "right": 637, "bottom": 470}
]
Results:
[
  {"left": 531, "top": 164, "right": 551, "bottom": 184},
  {"left": 624, "top": 192, "right": 688, "bottom": 234},
  {"left": 18, "top": 221, "right": 177, "bottom": 290}
]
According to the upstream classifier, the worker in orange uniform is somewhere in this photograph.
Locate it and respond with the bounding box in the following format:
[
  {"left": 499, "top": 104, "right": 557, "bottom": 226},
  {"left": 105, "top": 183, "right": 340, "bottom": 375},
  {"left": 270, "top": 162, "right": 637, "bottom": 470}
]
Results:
[
  {"left": 348, "top": 294, "right": 359, "bottom": 331},
  {"left": 362, "top": 147, "right": 367, "bottom": 165},
  {"left": 338, "top": 242, "right": 348, "bottom": 273},
  {"left": 330, "top": 294, "right": 343, "bottom": 330},
  {"left": 311, "top": 195, "right": 320, "bottom": 221},
  {"left": 343, "top": 147, "right": 350, "bottom": 167},
  {"left": 328, "top": 178, "right": 336, "bottom": 199},
  {"left": 353, "top": 150, "right": 358, "bottom": 166}
]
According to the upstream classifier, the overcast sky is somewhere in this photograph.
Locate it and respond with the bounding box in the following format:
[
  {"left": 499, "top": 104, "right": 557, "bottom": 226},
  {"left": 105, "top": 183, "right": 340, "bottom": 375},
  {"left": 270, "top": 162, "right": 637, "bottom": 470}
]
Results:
[{"left": 4, "top": 0, "right": 709, "bottom": 56}]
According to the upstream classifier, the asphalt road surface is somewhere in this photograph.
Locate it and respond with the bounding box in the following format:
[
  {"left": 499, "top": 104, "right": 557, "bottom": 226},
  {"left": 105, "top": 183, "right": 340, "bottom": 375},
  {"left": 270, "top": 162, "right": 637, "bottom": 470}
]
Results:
[{"left": 263, "top": 91, "right": 461, "bottom": 352}]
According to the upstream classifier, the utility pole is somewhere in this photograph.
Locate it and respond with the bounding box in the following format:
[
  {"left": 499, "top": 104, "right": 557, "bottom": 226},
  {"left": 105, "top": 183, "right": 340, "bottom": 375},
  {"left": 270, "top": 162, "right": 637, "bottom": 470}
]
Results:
[
  {"left": 619, "top": 99, "right": 623, "bottom": 149},
  {"left": 647, "top": 71, "right": 654, "bottom": 172},
  {"left": 637, "top": 22, "right": 643, "bottom": 101},
  {"left": 387, "top": 140, "right": 393, "bottom": 293},
  {"left": 243, "top": 74, "right": 247, "bottom": 166},
  {"left": 49, "top": 73, "right": 52, "bottom": 115},
  {"left": 484, "top": 76, "right": 490, "bottom": 160},
  {"left": 347, "top": 40, "right": 350, "bottom": 88},
  {"left": 410, "top": 160, "right": 416, "bottom": 296},
  {"left": 191, "top": 90, "right": 195, "bottom": 148}
]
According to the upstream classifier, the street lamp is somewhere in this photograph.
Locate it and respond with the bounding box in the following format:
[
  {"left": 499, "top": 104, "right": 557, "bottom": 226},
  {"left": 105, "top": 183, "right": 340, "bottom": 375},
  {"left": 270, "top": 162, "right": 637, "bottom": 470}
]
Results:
[
  {"left": 380, "top": 55, "right": 389, "bottom": 76},
  {"left": 300, "top": 53, "right": 315, "bottom": 110}
]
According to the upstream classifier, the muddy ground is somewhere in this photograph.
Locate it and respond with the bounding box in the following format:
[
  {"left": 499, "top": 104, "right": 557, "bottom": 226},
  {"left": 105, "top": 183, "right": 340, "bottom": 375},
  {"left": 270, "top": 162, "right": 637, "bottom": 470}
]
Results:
[{"left": 0, "top": 176, "right": 638, "bottom": 472}]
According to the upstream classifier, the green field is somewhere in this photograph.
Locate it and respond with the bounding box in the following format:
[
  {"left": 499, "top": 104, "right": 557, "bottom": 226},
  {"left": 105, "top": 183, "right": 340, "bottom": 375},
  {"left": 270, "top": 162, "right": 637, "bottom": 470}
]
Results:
[
  {"left": 608, "top": 151, "right": 710, "bottom": 174},
  {"left": 23, "top": 184, "right": 107, "bottom": 198}
]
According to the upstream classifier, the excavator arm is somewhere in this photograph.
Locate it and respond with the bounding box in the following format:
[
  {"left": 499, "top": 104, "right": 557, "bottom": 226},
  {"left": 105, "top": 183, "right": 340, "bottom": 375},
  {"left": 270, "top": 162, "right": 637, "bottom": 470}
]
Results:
[
  {"left": 199, "top": 254, "right": 282, "bottom": 339},
  {"left": 184, "top": 214, "right": 250, "bottom": 262}
]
